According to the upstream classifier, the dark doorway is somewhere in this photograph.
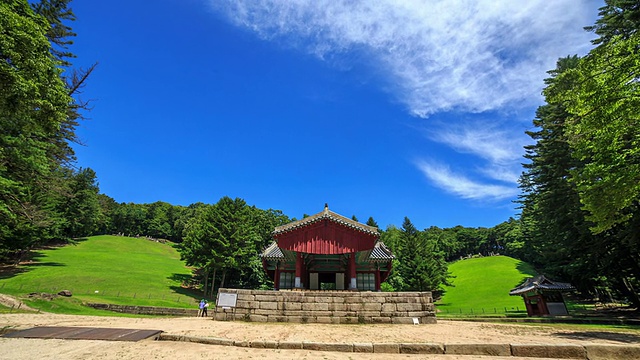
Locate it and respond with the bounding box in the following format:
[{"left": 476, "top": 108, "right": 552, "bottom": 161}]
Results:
[{"left": 319, "top": 272, "right": 336, "bottom": 290}]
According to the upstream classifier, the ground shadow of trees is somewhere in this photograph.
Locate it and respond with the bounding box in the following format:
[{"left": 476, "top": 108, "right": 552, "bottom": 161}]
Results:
[
  {"left": 0, "top": 252, "right": 66, "bottom": 280},
  {"left": 167, "top": 273, "right": 209, "bottom": 300},
  {"left": 552, "top": 330, "right": 640, "bottom": 344}
]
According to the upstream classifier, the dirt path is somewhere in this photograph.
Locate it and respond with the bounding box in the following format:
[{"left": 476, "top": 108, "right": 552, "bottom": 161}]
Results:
[
  {"left": 0, "top": 294, "right": 37, "bottom": 312},
  {"left": 1, "top": 312, "right": 639, "bottom": 359}
]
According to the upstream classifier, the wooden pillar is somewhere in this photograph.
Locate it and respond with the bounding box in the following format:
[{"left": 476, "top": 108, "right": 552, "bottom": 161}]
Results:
[
  {"left": 295, "top": 252, "right": 302, "bottom": 288},
  {"left": 349, "top": 252, "right": 357, "bottom": 290},
  {"left": 274, "top": 262, "right": 280, "bottom": 291},
  {"left": 375, "top": 266, "right": 381, "bottom": 291},
  {"left": 540, "top": 294, "right": 550, "bottom": 315},
  {"left": 301, "top": 257, "right": 307, "bottom": 289},
  {"left": 523, "top": 295, "right": 533, "bottom": 316}
]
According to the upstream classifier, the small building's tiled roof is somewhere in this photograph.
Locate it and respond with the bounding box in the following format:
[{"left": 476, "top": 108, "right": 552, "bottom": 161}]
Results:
[
  {"left": 509, "top": 275, "right": 575, "bottom": 296},
  {"left": 261, "top": 241, "right": 284, "bottom": 260},
  {"left": 273, "top": 204, "right": 379, "bottom": 237},
  {"left": 369, "top": 241, "right": 395, "bottom": 261}
]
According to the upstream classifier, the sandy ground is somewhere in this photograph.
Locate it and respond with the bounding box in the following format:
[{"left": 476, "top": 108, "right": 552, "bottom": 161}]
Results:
[{"left": 1, "top": 312, "right": 639, "bottom": 360}]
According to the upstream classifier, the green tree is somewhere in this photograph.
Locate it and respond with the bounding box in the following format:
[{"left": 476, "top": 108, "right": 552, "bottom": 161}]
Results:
[
  {"left": 550, "top": 34, "right": 640, "bottom": 234},
  {"left": 392, "top": 218, "right": 449, "bottom": 291},
  {"left": 179, "top": 197, "right": 268, "bottom": 296},
  {"left": 171, "top": 202, "right": 205, "bottom": 242},
  {"left": 585, "top": 0, "right": 640, "bottom": 45},
  {"left": 542, "top": 4, "right": 640, "bottom": 305},
  {"left": 95, "top": 194, "right": 118, "bottom": 234},
  {"left": 423, "top": 226, "right": 461, "bottom": 262},
  {"left": 59, "top": 167, "right": 100, "bottom": 238},
  {"left": 521, "top": 50, "right": 640, "bottom": 306},
  {"left": 519, "top": 56, "right": 603, "bottom": 290},
  {"left": 0, "top": 0, "right": 74, "bottom": 260},
  {"left": 366, "top": 216, "right": 379, "bottom": 228},
  {"left": 380, "top": 225, "right": 405, "bottom": 291},
  {"left": 145, "top": 201, "right": 173, "bottom": 239},
  {"left": 491, "top": 218, "right": 527, "bottom": 260}
]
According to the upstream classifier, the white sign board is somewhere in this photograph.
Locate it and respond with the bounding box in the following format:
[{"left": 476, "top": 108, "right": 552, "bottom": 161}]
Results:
[{"left": 217, "top": 292, "right": 238, "bottom": 308}]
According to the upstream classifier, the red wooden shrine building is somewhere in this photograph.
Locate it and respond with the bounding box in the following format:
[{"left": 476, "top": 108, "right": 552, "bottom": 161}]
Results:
[{"left": 261, "top": 205, "right": 394, "bottom": 291}]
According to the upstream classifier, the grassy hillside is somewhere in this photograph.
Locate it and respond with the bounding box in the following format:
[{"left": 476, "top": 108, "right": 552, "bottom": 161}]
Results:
[
  {"left": 436, "top": 255, "right": 537, "bottom": 317},
  {"left": 0, "top": 235, "right": 199, "bottom": 313}
]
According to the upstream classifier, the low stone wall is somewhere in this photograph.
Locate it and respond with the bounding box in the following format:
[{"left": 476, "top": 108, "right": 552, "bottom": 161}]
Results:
[
  {"left": 158, "top": 335, "right": 640, "bottom": 359},
  {"left": 87, "top": 303, "right": 198, "bottom": 316},
  {"left": 214, "top": 289, "right": 436, "bottom": 324}
]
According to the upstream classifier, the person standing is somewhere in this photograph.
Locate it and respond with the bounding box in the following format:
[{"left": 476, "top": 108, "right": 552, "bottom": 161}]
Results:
[
  {"left": 203, "top": 299, "right": 209, "bottom": 317},
  {"left": 198, "top": 299, "right": 206, "bottom": 317}
]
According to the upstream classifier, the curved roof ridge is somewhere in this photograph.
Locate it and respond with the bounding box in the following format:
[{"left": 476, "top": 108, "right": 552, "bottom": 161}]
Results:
[
  {"left": 369, "top": 241, "right": 395, "bottom": 260},
  {"left": 273, "top": 204, "right": 379, "bottom": 236}
]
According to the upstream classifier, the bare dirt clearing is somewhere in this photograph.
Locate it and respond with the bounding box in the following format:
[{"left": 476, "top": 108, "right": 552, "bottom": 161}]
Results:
[{"left": 1, "top": 312, "right": 639, "bottom": 359}]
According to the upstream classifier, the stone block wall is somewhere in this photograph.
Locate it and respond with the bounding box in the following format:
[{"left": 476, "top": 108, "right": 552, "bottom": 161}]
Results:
[
  {"left": 214, "top": 289, "right": 436, "bottom": 324},
  {"left": 87, "top": 303, "right": 198, "bottom": 316}
]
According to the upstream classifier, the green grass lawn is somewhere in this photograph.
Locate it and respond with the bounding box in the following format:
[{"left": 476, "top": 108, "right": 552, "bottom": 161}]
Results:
[
  {"left": 436, "top": 255, "right": 537, "bottom": 317},
  {"left": 0, "top": 235, "right": 201, "bottom": 313}
]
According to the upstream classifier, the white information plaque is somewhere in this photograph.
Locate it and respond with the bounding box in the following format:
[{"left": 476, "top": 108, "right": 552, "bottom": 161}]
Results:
[{"left": 217, "top": 292, "right": 238, "bottom": 308}]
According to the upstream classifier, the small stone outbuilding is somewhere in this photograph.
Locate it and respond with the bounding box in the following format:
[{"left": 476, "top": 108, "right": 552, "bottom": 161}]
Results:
[{"left": 510, "top": 275, "right": 575, "bottom": 316}]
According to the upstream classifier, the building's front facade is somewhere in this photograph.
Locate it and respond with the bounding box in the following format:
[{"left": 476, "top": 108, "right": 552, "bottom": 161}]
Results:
[{"left": 261, "top": 205, "right": 394, "bottom": 291}]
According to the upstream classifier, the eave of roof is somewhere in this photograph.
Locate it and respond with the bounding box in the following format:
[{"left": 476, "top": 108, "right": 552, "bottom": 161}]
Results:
[
  {"left": 262, "top": 241, "right": 394, "bottom": 262},
  {"left": 261, "top": 241, "right": 284, "bottom": 260},
  {"left": 273, "top": 204, "right": 379, "bottom": 237},
  {"left": 369, "top": 241, "right": 395, "bottom": 261},
  {"left": 509, "top": 275, "right": 575, "bottom": 296}
]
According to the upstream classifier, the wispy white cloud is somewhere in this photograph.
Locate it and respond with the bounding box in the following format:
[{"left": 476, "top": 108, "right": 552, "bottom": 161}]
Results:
[
  {"left": 210, "top": 0, "right": 597, "bottom": 202},
  {"left": 424, "top": 120, "right": 529, "bottom": 184},
  {"left": 415, "top": 160, "right": 519, "bottom": 200},
  {"left": 428, "top": 124, "right": 522, "bottom": 164},
  {"left": 211, "top": 0, "right": 596, "bottom": 117}
]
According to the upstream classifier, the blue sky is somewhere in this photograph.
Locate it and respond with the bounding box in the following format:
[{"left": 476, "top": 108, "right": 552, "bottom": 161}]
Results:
[{"left": 69, "top": 0, "right": 600, "bottom": 230}]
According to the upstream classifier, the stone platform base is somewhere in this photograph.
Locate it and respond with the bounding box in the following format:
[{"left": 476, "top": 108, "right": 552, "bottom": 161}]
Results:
[
  {"left": 158, "top": 334, "right": 640, "bottom": 359},
  {"left": 214, "top": 288, "right": 436, "bottom": 324}
]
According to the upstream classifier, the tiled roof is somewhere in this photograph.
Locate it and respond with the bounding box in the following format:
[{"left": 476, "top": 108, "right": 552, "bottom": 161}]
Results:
[
  {"left": 261, "top": 241, "right": 284, "bottom": 260},
  {"left": 509, "top": 275, "right": 575, "bottom": 296},
  {"left": 261, "top": 240, "right": 394, "bottom": 262},
  {"left": 273, "top": 204, "right": 379, "bottom": 236},
  {"left": 369, "top": 241, "right": 395, "bottom": 261}
]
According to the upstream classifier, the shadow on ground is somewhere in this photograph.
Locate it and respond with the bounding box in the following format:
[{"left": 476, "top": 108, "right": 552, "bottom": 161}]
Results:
[
  {"left": 168, "top": 273, "right": 208, "bottom": 301},
  {"left": 0, "top": 240, "right": 88, "bottom": 280},
  {"left": 552, "top": 331, "right": 640, "bottom": 344},
  {"left": 0, "top": 266, "right": 29, "bottom": 280}
]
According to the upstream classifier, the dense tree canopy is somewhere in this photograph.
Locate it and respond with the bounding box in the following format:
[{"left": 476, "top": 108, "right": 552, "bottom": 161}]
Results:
[
  {"left": 519, "top": 2, "right": 640, "bottom": 307},
  {"left": 585, "top": 0, "right": 640, "bottom": 45},
  {"left": 549, "top": 34, "right": 640, "bottom": 234},
  {"left": 0, "top": 0, "right": 99, "bottom": 260}
]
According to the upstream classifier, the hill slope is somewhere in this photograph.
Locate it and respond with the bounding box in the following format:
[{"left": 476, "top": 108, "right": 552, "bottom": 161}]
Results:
[
  {"left": 436, "top": 255, "right": 537, "bottom": 315},
  {"left": 0, "top": 235, "right": 196, "bottom": 310}
]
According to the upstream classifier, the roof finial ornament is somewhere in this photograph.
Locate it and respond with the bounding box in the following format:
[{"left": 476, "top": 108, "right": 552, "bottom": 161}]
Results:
[{"left": 324, "top": 203, "right": 329, "bottom": 213}]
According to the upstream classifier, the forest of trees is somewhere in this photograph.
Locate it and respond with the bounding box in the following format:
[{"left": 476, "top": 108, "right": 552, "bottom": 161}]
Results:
[
  {"left": 1, "top": 0, "right": 98, "bottom": 261},
  {"left": 1, "top": 1, "right": 638, "bottom": 306},
  {"left": 518, "top": 0, "right": 640, "bottom": 308}
]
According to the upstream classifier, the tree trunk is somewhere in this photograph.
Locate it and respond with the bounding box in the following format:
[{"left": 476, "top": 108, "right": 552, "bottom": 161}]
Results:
[
  {"left": 210, "top": 267, "right": 217, "bottom": 298},
  {"left": 622, "top": 277, "right": 640, "bottom": 309},
  {"left": 220, "top": 269, "right": 227, "bottom": 289},
  {"left": 202, "top": 269, "right": 209, "bottom": 298}
]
